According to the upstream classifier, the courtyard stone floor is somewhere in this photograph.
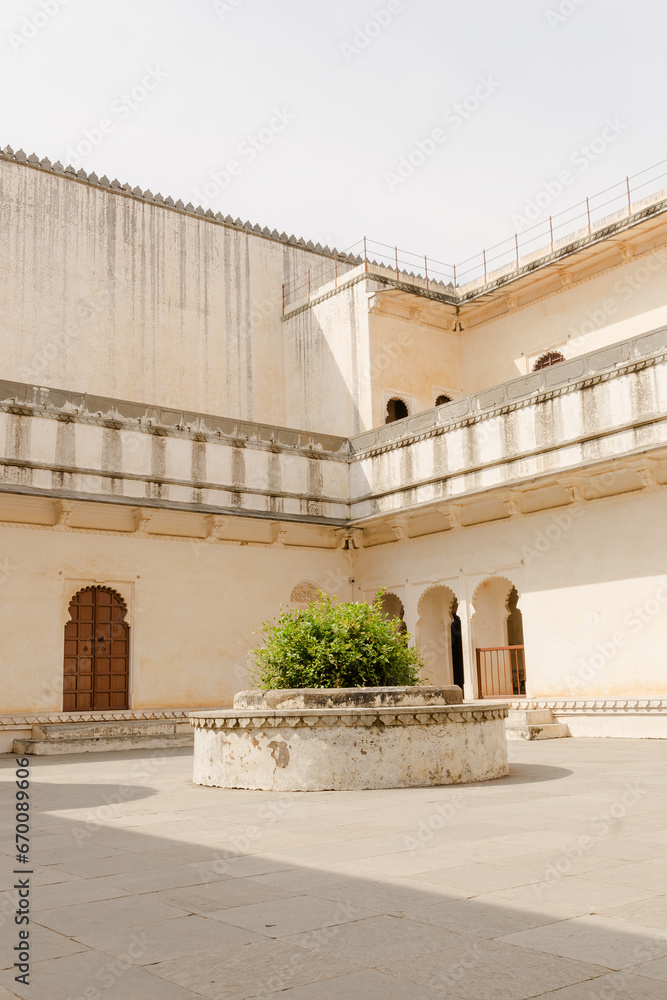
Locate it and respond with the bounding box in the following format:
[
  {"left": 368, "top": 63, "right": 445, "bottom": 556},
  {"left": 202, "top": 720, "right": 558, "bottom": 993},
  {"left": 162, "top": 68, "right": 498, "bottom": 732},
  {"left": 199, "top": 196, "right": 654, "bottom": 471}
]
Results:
[{"left": 1, "top": 739, "right": 667, "bottom": 999}]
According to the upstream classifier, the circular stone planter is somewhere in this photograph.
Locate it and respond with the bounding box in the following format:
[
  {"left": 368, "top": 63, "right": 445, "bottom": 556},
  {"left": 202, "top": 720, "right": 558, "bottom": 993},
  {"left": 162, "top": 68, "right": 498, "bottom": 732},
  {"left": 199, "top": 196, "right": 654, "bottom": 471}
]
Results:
[{"left": 191, "top": 687, "right": 509, "bottom": 791}]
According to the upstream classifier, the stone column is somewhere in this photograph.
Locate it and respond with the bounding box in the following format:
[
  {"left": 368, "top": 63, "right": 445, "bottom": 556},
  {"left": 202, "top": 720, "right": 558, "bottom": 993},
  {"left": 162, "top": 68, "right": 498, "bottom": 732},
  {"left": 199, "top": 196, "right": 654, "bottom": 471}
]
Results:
[{"left": 458, "top": 580, "right": 477, "bottom": 700}]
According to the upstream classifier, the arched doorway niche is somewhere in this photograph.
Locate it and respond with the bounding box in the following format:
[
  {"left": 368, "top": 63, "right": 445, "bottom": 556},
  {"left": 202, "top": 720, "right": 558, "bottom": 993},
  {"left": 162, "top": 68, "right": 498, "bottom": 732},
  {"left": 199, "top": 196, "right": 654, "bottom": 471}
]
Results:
[
  {"left": 416, "top": 584, "right": 464, "bottom": 689},
  {"left": 385, "top": 397, "right": 409, "bottom": 423},
  {"left": 63, "top": 586, "right": 130, "bottom": 712},
  {"left": 379, "top": 591, "right": 408, "bottom": 636},
  {"left": 471, "top": 576, "right": 526, "bottom": 697}
]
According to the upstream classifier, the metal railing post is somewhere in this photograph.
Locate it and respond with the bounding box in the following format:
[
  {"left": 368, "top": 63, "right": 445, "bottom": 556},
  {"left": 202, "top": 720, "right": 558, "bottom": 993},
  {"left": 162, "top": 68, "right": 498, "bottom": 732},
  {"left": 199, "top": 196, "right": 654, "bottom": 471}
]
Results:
[
  {"left": 334, "top": 254, "right": 338, "bottom": 288},
  {"left": 395, "top": 245, "right": 399, "bottom": 280},
  {"left": 424, "top": 255, "right": 429, "bottom": 290},
  {"left": 363, "top": 236, "right": 367, "bottom": 272},
  {"left": 515, "top": 232, "right": 519, "bottom": 269},
  {"left": 549, "top": 215, "right": 553, "bottom": 251},
  {"left": 586, "top": 196, "right": 591, "bottom": 234},
  {"left": 483, "top": 249, "right": 487, "bottom": 283},
  {"left": 453, "top": 263, "right": 457, "bottom": 291},
  {"left": 626, "top": 175, "right": 632, "bottom": 215}
]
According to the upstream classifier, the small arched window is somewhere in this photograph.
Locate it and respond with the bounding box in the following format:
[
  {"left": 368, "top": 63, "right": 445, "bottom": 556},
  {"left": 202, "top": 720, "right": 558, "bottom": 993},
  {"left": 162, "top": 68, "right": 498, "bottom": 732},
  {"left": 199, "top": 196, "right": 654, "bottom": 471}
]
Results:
[
  {"left": 435, "top": 394, "right": 452, "bottom": 406},
  {"left": 533, "top": 351, "right": 565, "bottom": 371},
  {"left": 386, "top": 397, "right": 409, "bottom": 423}
]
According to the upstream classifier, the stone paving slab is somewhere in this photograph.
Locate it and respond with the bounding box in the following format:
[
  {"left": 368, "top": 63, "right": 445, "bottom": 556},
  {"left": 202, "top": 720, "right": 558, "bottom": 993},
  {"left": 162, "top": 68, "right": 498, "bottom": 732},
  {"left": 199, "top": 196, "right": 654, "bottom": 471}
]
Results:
[{"left": 0, "top": 739, "right": 666, "bottom": 998}]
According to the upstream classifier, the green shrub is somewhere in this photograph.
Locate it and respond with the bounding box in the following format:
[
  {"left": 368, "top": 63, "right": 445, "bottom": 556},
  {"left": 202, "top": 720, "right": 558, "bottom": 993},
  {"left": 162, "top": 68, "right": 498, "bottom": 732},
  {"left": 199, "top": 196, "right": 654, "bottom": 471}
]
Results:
[{"left": 249, "top": 590, "right": 426, "bottom": 690}]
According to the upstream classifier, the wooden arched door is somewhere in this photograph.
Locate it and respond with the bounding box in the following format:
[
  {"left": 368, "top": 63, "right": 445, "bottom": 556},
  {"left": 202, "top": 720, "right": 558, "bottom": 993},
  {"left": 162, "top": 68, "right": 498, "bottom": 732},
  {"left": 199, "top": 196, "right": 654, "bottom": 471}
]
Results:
[{"left": 63, "top": 587, "right": 129, "bottom": 711}]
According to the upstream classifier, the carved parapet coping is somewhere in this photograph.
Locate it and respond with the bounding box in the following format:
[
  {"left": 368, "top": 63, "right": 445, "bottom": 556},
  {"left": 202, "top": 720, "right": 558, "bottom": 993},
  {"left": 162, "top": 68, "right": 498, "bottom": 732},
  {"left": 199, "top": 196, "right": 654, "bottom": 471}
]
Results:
[
  {"left": 505, "top": 698, "right": 667, "bottom": 714},
  {"left": 350, "top": 332, "right": 667, "bottom": 457},
  {"left": 0, "top": 707, "right": 205, "bottom": 730},
  {"left": 0, "top": 145, "right": 345, "bottom": 263},
  {"left": 189, "top": 703, "right": 509, "bottom": 730}
]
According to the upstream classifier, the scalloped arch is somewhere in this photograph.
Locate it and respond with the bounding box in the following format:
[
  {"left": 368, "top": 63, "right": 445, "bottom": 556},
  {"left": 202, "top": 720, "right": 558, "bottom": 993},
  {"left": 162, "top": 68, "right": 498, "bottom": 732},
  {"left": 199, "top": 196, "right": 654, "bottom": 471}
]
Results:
[
  {"left": 416, "top": 582, "right": 458, "bottom": 617},
  {"left": 471, "top": 575, "right": 517, "bottom": 612},
  {"left": 533, "top": 350, "right": 565, "bottom": 371},
  {"left": 67, "top": 585, "right": 128, "bottom": 622}
]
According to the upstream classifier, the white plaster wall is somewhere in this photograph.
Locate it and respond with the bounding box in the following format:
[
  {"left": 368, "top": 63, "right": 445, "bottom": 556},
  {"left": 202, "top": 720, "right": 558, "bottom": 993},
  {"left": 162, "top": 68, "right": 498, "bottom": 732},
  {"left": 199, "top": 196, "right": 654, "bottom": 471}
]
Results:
[
  {"left": 0, "top": 525, "right": 349, "bottom": 714},
  {"left": 460, "top": 247, "right": 667, "bottom": 391},
  {"left": 369, "top": 311, "right": 462, "bottom": 424},
  {"left": 356, "top": 488, "right": 667, "bottom": 701},
  {"left": 282, "top": 282, "right": 372, "bottom": 436},
  {"left": 0, "top": 159, "right": 334, "bottom": 431}
]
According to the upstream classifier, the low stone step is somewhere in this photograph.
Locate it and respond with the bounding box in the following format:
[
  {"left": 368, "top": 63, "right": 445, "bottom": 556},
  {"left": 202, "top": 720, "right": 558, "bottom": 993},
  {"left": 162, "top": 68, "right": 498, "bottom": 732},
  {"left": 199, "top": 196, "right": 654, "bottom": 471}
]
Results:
[
  {"left": 32, "top": 720, "right": 184, "bottom": 740},
  {"left": 506, "top": 723, "right": 570, "bottom": 741},
  {"left": 12, "top": 734, "right": 193, "bottom": 755},
  {"left": 506, "top": 709, "right": 554, "bottom": 727}
]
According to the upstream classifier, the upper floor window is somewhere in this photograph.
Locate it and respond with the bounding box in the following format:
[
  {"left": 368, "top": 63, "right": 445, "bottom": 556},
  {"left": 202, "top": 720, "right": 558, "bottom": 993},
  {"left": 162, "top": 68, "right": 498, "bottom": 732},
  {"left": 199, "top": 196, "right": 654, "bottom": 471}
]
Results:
[
  {"left": 533, "top": 351, "right": 565, "bottom": 371},
  {"left": 435, "top": 394, "right": 452, "bottom": 406},
  {"left": 386, "top": 397, "right": 409, "bottom": 423}
]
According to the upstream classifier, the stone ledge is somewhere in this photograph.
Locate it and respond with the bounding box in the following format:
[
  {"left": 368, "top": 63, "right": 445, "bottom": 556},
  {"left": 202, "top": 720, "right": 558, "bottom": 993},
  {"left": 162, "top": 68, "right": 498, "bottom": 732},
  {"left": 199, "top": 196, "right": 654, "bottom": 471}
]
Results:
[
  {"left": 506, "top": 698, "right": 667, "bottom": 714},
  {"left": 233, "top": 685, "right": 463, "bottom": 710},
  {"left": 0, "top": 707, "right": 212, "bottom": 731},
  {"left": 350, "top": 326, "right": 667, "bottom": 455},
  {"left": 189, "top": 704, "right": 508, "bottom": 730}
]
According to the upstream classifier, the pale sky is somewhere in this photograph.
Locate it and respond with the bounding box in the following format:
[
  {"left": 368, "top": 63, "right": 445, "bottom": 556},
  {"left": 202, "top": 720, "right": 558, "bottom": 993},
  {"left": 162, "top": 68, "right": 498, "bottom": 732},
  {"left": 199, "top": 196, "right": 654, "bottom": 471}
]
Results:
[{"left": 1, "top": 0, "right": 665, "bottom": 264}]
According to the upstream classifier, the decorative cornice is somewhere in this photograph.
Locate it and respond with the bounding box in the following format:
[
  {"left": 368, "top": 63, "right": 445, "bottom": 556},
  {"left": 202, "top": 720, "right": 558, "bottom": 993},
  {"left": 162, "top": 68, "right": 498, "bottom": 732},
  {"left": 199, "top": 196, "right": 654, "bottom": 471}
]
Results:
[
  {"left": 0, "top": 381, "right": 350, "bottom": 459},
  {"left": 508, "top": 699, "right": 667, "bottom": 714},
  {"left": 0, "top": 707, "right": 206, "bottom": 730},
  {"left": 189, "top": 704, "right": 508, "bottom": 729}
]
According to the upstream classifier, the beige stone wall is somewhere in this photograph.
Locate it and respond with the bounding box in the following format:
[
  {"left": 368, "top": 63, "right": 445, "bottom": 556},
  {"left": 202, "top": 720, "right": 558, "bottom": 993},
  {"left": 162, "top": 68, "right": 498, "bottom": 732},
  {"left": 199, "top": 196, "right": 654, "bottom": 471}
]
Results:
[
  {"left": 357, "top": 487, "right": 667, "bottom": 701},
  {"left": 0, "top": 521, "right": 349, "bottom": 715},
  {"left": 368, "top": 308, "right": 461, "bottom": 425},
  {"left": 460, "top": 246, "right": 667, "bottom": 392}
]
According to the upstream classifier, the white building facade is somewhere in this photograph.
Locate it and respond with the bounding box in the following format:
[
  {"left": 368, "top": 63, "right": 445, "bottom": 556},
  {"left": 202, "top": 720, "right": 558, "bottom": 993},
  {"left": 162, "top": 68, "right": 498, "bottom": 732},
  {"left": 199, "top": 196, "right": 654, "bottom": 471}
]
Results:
[{"left": 1, "top": 145, "right": 666, "bottom": 748}]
